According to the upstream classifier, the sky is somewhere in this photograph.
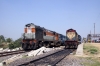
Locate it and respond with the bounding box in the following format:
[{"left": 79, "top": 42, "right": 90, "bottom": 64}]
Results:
[{"left": 0, "top": 0, "right": 100, "bottom": 40}]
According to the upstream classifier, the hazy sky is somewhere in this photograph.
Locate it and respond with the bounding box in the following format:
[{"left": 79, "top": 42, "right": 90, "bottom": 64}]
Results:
[{"left": 0, "top": 0, "right": 100, "bottom": 40}]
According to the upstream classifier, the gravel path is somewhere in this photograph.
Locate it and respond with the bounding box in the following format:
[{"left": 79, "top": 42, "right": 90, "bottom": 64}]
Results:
[
  {"left": 0, "top": 55, "right": 13, "bottom": 62},
  {"left": 56, "top": 55, "right": 91, "bottom": 66}
]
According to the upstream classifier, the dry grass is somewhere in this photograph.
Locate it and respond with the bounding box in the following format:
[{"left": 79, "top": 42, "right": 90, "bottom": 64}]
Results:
[
  {"left": 90, "top": 43, "right": 100, "bottom": 48},
  {"left": 82, "top": 43, "right": 100, "bottom": 66},
  {"left": 82, "top": 57, "right": 100, "bottom": 66},
  {"left": 83, "top": 43, "right": 100, "bottom": 57}
]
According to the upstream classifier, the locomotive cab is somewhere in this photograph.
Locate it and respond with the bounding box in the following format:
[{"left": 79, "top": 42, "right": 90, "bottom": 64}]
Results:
[
  {"left": 23, "top": 23, "right": 36, "bottom": 39},
  {"left": 22, "top": 23, "right": 36, "bottom": 50}
]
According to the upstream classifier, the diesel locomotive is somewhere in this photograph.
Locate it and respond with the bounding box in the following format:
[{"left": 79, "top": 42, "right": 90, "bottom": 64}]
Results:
[
  {"left": 21, "top": 23, "right": 66, "bottom": 50},
  {"left": 65, "top": 29, "right": 82, "bottom": 49}
]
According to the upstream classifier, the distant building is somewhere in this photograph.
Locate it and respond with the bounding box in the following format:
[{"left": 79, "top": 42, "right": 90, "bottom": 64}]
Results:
[
  {"left": 87, "top": 34, "right": 91, "bottom": 43},
  {"left": 83, "top": 38, "right": 87, "bottom": 43}
]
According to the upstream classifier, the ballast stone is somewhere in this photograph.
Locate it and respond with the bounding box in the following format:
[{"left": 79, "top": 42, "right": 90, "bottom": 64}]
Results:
[
  {"left": 1, "top": 47, "right": 62, "bottom": 66},
  {"left": 0, "top": 48, "right": 3, "bottom": 52},
  {"left": 0, "top": 48, "right": 3, "bottom": 51},
  {"left": 2, "top": 54, "right": 22, "bottom": 65},
  {"left": 0, "top": 63, "right": 3, "bottom": 66}
]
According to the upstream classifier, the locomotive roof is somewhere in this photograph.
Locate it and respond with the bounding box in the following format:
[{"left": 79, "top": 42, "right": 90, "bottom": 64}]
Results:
[
  {"left": 66, "top": 28, "right": 78, "bottom": 34},
  {"left": 25, "top": 23, "right": 45, "bottom": 29},
  {"left": 67, "top": 28, "right": 75, "bottom": 31},
  {"left": 25, "top": 23, "right": 34, "bottom": 27},
  {"left": 66, "top": 28, "right": 76, "bottom": 32},
  {"left": 25, "top": 23, "right": 57, "bottom": 33}
]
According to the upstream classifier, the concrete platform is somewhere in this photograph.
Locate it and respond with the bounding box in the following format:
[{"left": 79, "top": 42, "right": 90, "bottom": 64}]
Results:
[{"left": 75, "top": 43, "right": 84, "bottom": 56}]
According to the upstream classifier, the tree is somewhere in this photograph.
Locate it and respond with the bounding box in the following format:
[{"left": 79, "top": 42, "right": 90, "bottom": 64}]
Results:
[
  {"left": 0, "top": 35, "right": 5, "bottom": 43},
  {"left": 6, "top": 38, "right": 13, "bottom": 43},
  {"left": 8, "top": 38, "right": 22, "bottom": 49},
  {"left": 9, "top": 43, "right": 15, "bottom": 49},
  {"left": 13, "top": 38, "right": 22, "bottom": 48}
]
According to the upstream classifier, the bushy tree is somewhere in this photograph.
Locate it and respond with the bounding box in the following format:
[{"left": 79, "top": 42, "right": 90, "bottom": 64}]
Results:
[
  {"left": 6, "top": 38, "right": 13, "bottom": 43},
  {"left": 0, "top": 35, "right": 5, "bottom": 43},
  {"left": 8, "top": 38, "right": 22, "bottom": 49},
  {"left": 14, "top": 38, "right": 22, "bottom": 48},
  {"left": 9, "top": 43, "right": 15, "bottom": 49}
]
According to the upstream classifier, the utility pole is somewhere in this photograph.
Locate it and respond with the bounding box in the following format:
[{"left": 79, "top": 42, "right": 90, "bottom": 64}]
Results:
[
  {"left": 90, "top": 30, "right": 92, "bottom": 43},
  {"left": 94, "top": 23, "right": 95, "bottom": 40},
  {"left": 90, "top": 30, "right": 91, "bottom": 35}
]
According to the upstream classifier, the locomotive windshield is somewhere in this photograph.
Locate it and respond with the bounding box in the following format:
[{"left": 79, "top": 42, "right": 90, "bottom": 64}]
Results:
[{"left": 67, "top": 32, "right": 75, "bottom": 40}]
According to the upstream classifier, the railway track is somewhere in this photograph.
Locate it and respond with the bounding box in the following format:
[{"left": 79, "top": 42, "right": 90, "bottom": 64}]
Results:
[
  {"left": 19, "top": 49, "right": 76, "bottom": 66},
  {"left": 0, "top": 50, "right": 28, "bottom": 57}
]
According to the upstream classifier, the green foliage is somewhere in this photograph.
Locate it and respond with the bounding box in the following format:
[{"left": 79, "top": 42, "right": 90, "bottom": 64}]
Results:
[
  {"left": 6, "top": 38, "right": 13, "bottom": 43},
  {"left": 13, "top": 38, "right": 22, "bottom": 48},
  {"left": 0, "top": 35, "right": 22, "bottom": 49},
  {"left": 0, "top": 35, "right": 5, "bottom": 44},
  {"left": 88, "top": 48, "right": 98, "bottom": 54},
  {"left": 9, "top": 43, "right": 15, "bottom": 49},
  {"left": 8, "top": 38, "right": 22, "bottom": 49}
]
